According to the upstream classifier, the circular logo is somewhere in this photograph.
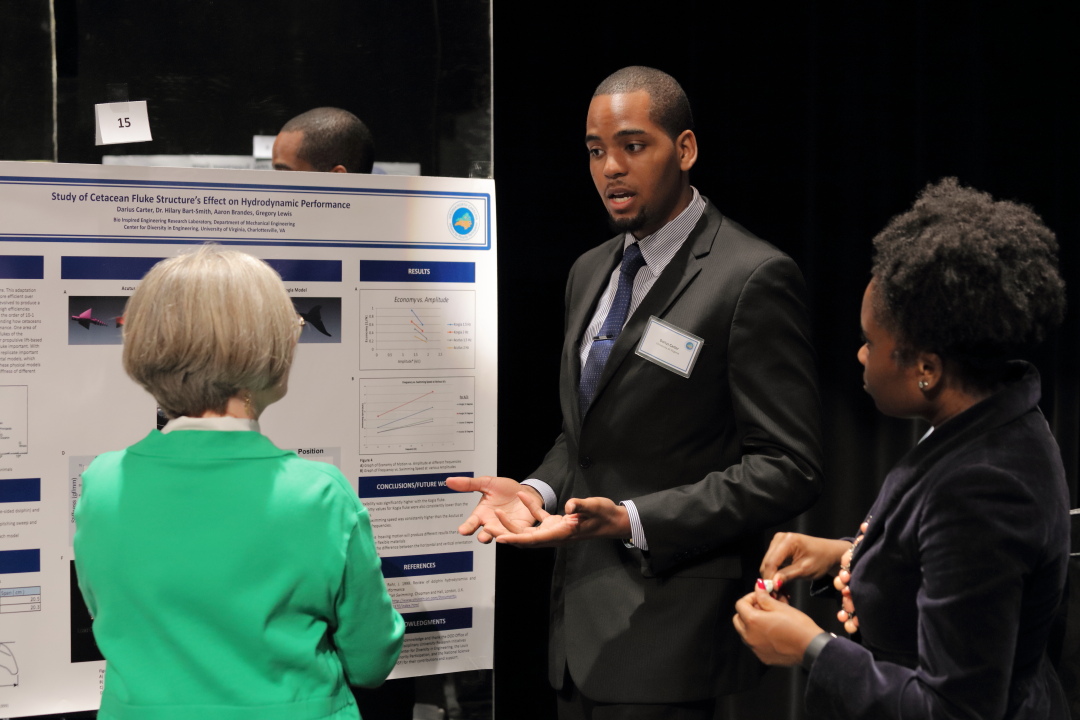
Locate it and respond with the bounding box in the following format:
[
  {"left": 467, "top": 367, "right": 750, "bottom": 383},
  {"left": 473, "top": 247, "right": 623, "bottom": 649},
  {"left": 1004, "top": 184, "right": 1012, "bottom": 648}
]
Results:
[
  {"left": 448, "top": 202, "right": 479, "bottom": 239},
  {"left": 686, "top": 341, "right": 695, "bottom": 350}
]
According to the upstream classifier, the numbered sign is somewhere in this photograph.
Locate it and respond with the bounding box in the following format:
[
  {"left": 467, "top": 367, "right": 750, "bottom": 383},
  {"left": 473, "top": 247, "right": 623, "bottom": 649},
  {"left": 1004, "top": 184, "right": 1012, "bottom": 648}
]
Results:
[
  {"left": 252, "top": 134, "right": 276, "bottom": 159},
  {"left": 94, "top": 100, "right": 153, "bottom": 145}
]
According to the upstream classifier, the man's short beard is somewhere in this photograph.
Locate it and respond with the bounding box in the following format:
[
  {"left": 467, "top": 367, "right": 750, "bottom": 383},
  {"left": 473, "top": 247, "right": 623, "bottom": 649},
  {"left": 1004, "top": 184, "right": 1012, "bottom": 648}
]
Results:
[{"left": 607, "top": 207, "right": 648, "bottom": 234}]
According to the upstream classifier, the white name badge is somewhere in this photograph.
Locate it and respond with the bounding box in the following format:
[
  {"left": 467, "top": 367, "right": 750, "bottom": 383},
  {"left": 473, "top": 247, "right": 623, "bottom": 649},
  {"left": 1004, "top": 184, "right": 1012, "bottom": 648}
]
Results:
[
  {"left": 94, "top": 101, "right": 153, "bottom": 146},
  {"left": 635, "top": 316, "right": 704, "bottom": 378}
]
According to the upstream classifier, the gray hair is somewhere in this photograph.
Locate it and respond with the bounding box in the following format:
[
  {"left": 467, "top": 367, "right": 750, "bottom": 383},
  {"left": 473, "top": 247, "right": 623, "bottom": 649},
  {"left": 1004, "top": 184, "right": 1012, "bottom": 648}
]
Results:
[{"left": 122, "top": 245, "right": 298, "bottom": 418}]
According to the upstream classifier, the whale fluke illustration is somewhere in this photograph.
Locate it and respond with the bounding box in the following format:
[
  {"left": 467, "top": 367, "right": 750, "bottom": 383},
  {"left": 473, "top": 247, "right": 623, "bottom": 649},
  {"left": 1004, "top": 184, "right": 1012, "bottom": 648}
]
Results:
[{"left": 300, "top": 305, "right": 332, "bottom": 337}]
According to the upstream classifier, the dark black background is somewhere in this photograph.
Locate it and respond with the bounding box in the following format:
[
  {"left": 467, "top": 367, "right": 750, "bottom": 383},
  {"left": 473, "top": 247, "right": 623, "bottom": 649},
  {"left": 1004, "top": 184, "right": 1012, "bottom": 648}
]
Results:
[{"left": 4, "top": 0, "right": 492, "bottom": 177}]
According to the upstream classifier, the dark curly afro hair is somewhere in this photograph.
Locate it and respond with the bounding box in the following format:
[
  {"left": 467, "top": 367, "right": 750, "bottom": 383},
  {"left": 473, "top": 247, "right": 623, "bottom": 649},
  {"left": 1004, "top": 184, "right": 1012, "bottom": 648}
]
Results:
[{"left": 871, "top": 178, "right": 1066, "bottom": 390}]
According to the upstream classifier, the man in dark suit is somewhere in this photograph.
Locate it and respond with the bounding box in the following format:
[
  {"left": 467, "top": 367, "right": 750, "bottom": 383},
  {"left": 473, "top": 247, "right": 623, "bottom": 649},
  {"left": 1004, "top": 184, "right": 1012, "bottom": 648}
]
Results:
[{"left": 448, "top": 66, "right": 823, "bottom": 719}]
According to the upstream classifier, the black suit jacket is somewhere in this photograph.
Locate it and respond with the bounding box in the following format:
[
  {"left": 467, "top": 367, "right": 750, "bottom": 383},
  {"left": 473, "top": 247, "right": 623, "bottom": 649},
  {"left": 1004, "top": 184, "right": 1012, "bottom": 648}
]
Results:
[
  {"left": 531, "top": 200, "right": 823, "bottom": 703},
  {"left": 806, "top": 362, "right": 1070, "bottom": 719}
]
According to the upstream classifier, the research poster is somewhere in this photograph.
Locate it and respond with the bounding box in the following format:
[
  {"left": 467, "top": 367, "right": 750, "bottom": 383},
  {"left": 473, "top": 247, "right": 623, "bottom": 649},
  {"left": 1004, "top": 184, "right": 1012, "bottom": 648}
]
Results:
[{"left": 0, "top": 160, "right": 497, "bottom": 718}]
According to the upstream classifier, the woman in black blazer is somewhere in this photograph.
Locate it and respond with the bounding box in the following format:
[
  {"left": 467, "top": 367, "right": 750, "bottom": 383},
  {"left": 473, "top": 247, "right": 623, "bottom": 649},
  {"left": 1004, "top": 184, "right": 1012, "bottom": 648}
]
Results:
[{"left": 733, "top": 178, "right": 1070, "bottom": 719}]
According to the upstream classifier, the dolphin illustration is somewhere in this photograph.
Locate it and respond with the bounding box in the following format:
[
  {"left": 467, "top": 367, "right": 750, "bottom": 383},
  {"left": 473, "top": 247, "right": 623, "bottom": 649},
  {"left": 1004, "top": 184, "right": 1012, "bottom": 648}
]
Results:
[{"left": 71, "top": 308, "right": 108, "bottom": 329}]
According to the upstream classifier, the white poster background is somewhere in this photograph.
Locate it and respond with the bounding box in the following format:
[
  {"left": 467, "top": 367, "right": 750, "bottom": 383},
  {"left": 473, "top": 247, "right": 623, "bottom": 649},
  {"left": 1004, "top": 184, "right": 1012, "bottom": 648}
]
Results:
[{"left": 0, "top": 161, "right": 497, "bottom": 718}]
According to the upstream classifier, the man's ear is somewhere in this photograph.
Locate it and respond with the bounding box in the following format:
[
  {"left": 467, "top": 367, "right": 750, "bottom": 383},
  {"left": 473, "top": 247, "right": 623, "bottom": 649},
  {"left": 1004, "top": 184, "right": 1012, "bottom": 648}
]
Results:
[
  {"left": 676, "top": 129, "right": 698, "bottom": 172},
  {"left": 329, "top": 165, "right": 348, "bottom": 173}
]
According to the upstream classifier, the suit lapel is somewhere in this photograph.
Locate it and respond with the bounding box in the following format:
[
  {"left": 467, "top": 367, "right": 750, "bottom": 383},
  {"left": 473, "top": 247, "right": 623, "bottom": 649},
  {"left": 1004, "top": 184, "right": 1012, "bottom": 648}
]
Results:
[{"left": 582, "top": 204, "right": 723, "bottom": 418}]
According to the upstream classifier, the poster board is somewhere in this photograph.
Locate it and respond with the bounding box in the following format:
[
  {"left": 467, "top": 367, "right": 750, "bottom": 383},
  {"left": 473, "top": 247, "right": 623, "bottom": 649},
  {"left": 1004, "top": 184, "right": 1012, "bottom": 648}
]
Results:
[{"left": 0, "top": 161, "right": 497, "bottom": 718}]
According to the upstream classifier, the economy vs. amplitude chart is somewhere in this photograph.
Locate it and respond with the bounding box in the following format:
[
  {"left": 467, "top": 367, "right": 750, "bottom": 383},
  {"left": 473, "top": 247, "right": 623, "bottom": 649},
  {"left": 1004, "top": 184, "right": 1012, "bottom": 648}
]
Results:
[{"left": 360, "top": 289, "right": 474, "bottom": 370}]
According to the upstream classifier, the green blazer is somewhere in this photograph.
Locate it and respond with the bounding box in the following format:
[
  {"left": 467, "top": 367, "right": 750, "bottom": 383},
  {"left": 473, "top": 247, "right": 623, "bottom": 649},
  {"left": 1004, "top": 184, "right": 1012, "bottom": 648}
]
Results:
[{"left": 74, "top": 429, "right": 404, "bottom": 720}]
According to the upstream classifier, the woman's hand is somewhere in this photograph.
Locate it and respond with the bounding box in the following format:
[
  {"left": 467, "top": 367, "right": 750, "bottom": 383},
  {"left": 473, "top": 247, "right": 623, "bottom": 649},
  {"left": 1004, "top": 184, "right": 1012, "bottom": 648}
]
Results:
[
  {"left": 760, "top": 532, "right": 852, "bottom": 587},
  {"left": 733, "top": 587, "right": 824, "bottom": 666},
  {"left": 833, "top": 522, "right": 867, "bottom": 634}
]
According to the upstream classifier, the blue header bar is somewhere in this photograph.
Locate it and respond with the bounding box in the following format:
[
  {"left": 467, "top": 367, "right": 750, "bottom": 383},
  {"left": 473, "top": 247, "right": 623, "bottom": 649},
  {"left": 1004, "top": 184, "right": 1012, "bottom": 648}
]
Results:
[
  {"left": 0, "top": 255, "right": 44, "bottom": 279},
  {"left": 401, "top": 607, "right": 473, "bottom": 634},
  {"left": 360, "top": 260, "right": 475, "bottom": 283},
  {"left": 0, "top": 549, "right": 41, "bottom": 574},
  {"left": 0, "top": 478, "right": 40, "bottom": 503},
  {"left": 61, "top": 256, "right": 161, "bottom": 280},
  {"left": 264, "top": 259, "right": 341, "bottom": 283},
  {"left": 381, "top": 551, "right": 473, "bottom": 579},
  {"left": 60, "top": 256, "right": 342, "bottom": 283},
  {"left": 359, "top": 472, "right": 470, "bottom": 499}
]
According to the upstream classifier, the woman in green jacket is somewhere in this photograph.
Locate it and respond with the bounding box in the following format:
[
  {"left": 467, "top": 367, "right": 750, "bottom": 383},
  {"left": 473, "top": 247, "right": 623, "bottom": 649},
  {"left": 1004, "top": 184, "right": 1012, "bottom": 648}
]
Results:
[{"left": 74, "top": 245, "right": 404, "bottom": 720}]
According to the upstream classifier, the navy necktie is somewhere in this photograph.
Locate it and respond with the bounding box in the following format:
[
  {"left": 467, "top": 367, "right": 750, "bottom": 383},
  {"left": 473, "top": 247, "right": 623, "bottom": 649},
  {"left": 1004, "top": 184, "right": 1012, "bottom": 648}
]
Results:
[{"left": 579, "top": 243, "right": 646, "bottom": 417}]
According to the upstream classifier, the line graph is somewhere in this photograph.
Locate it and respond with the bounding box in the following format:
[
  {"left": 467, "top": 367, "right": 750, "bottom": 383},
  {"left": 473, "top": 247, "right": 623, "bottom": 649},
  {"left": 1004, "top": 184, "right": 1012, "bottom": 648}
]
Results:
[
  {"left": 0, "top": 641, "right": 18, "bottom": 687},
  {"left": 373, "top": 309, "right": 442, "bottom": 348},
  {"left": 360, "top": 377, "right": 475, "bottom": 454},
  {"left": 360, "top": 289, "right": 475, "bottom": 370},
  {"left": 0, "top": 385, "right": 29, "bottom": 455}
]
